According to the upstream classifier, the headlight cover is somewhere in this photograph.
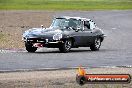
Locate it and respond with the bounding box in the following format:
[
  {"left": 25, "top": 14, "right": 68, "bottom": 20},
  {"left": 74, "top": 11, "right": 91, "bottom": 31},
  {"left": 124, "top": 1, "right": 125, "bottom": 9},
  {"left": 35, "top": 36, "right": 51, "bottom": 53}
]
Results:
[
  {"left": 23, "top": 30, "right": 29, "bottom": 37},
  {"left": 53, "top": 33, "right": 62, "bottom": 40},
  {"left": 22, "top": 29, "right": 33, "bottom": 38}
]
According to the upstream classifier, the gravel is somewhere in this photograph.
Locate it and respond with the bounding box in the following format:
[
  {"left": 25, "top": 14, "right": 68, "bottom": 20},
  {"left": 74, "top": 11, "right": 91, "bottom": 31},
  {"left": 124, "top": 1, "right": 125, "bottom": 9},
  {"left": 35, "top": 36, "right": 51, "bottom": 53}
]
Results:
[{"left": 0, "top": 68, "right": 132, "bottom": 88}]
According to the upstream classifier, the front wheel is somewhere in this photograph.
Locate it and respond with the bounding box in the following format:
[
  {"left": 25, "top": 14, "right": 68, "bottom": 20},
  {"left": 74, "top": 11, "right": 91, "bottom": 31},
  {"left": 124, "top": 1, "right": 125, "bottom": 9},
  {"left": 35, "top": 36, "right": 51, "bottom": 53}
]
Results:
[
  {"left": 90, "top": 38, "right": 101, "bottom": 51},
  {"left": 25, "top": 43, "right": 37, "bottom": 52},
  {"left": 59, "top": 39, "right": 72, "bottom": 53}
]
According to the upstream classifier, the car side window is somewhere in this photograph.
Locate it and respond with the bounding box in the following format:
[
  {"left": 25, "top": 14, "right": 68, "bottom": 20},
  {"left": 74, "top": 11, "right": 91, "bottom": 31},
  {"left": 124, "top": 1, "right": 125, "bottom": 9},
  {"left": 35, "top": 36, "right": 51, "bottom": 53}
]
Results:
[
  {"left": 89, "top": 21, "right": 96, "bottom": 30},
  {"left": 68, "top": 19, "right": 83, "bottom": 31},
  {"left": 77, "top": 20, "right": 83, "bottom": 31},
  {"left": 68, "top": 19, "right": 77, "bottom": 28},
  {"left": 73, "top": 20, "right": 83, "bottom": 31},
  {"left": 84, "top": 21, "right": 91, "bottom": 31}
]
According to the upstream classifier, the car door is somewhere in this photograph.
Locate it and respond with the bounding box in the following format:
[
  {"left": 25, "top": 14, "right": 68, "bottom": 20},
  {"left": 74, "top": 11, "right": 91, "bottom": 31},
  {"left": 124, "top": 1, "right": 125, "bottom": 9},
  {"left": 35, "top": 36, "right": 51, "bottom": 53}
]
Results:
[
  {"left": 82, "top": 21, "right": 96, "bottom": 46},
  {"left": 89, "top": 20, "right": 98, "bottom": 43},
  {"left": 71, "top": 20, "right": 85, "bottom": 46}
]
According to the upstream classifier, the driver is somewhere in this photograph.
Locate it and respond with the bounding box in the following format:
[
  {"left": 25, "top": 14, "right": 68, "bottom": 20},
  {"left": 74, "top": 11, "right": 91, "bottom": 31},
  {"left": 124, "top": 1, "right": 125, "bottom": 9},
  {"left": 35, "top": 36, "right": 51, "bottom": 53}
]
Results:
[{"left": 68, "top": 20, "right": 77, "bottom": 29}]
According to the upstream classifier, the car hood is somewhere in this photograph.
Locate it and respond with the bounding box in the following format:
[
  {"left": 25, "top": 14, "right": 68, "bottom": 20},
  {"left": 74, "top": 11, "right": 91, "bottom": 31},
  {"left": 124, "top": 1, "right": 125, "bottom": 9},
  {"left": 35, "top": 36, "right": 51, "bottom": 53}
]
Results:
[{"left": 23, "top": 27, "right": 63, "bottom": 38}]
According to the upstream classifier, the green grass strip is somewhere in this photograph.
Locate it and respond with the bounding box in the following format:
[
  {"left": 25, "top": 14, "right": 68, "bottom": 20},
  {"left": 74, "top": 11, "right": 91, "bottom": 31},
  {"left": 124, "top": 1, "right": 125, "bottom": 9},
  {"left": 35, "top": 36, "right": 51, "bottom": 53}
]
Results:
[{"left": 0, "top": 0, "right": 132, "bottom": 10}]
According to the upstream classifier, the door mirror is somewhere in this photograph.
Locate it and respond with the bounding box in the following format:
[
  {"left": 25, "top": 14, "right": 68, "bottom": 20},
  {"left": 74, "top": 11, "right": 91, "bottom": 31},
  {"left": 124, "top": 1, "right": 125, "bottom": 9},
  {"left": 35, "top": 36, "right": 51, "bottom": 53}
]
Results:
[{"left": 75, "top": 27, "right": 81, "bottom": 32}]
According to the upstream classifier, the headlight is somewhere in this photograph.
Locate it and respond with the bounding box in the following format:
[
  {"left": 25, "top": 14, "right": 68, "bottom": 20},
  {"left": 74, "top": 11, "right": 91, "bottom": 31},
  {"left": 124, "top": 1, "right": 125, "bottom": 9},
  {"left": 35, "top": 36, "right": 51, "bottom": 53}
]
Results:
[
  {"left": 53, "top": 33, "right": 62, "bottom": 40},
  {"left": 22, "top": 30, "right": 30, "bottom": 41},
  {"left": 22, "top": 29, "right": 32, "bottom": 37}
]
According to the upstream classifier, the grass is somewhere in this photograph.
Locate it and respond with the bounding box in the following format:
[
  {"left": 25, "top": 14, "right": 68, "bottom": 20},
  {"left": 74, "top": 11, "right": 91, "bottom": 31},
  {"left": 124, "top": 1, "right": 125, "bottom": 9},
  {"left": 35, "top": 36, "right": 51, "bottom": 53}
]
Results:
[
  {"left": 0, "top": 33, "right": 4, "bottom": 40},
  {"left": 0, "top": 33, "right": 7, "bottom": 42},
  {"left": 0, "top": 0, "right": 132, "bottom": 10},
  {"left": 0, "top": 33, "right": 6, "bottom": 44}
]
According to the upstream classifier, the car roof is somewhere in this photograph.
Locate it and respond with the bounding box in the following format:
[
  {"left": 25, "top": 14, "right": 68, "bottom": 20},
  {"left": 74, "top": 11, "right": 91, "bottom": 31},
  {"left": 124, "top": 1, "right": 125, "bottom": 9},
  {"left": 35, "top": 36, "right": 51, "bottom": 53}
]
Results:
[{"left": 56, "top": 16, "right": 91, "bottom": 21}]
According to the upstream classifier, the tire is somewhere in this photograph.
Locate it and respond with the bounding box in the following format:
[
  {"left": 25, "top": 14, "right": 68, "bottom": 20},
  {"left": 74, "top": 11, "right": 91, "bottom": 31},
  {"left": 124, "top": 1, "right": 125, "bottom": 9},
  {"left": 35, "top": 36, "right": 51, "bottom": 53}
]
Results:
[
  {"left": 25, "top": 43, "right": 37, "bottom": 52},
  {"left": 59, "top": 39, "right": 72, "bottom": 53},
  {"left": 90, "top": 38, "right": 101, "bottom": 51},
  {"left": 76, "top": 76, "right": 86, "bottom": 86}
]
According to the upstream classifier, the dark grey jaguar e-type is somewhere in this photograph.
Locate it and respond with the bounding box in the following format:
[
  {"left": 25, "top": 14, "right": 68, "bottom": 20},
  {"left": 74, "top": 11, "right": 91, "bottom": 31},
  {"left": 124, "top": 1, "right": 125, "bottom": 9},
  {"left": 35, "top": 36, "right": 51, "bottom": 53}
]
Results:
[{"left": 22, "top": 16, "right": 105, "bottom": 53}]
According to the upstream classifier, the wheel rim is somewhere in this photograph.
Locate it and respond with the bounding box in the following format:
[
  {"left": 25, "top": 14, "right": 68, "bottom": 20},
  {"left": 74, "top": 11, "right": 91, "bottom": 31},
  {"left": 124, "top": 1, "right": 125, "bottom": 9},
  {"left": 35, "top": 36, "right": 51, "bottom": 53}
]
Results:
[
  {"left": 65, "top": 40, "right": 72, "bottom": 51},
  {"left": 95, "top": 38, "right": 101, "bottom": 48}
]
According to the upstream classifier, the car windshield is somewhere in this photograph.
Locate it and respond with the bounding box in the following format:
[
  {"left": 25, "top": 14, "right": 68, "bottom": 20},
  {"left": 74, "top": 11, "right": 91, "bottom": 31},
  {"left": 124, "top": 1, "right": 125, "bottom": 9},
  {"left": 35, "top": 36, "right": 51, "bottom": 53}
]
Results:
[{"left": 50, "top": 18, "right": 82, "bottom": 29}]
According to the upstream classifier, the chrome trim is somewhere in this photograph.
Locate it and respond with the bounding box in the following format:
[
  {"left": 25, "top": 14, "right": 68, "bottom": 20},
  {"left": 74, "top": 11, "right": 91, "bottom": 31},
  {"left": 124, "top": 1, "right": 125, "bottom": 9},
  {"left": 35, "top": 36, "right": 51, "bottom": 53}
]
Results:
[
  {"left": 103, "top": 34, "right": 107, "bottom": 37},
  {"left": 48, "top": 41, "right": 64, "bottom": 44}
]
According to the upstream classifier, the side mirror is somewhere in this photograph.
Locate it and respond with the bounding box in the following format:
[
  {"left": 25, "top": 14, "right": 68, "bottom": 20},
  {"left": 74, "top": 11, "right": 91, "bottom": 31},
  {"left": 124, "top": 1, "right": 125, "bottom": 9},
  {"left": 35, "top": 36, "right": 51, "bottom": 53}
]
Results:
[{"left": 75, "top": 27, "right": 81, "bottom": 32}]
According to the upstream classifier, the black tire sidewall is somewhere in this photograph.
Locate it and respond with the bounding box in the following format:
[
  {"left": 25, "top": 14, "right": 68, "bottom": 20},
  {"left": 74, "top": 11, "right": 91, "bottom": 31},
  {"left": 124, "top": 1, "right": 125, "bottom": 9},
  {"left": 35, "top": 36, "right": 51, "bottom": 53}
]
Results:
[
  {"left": 25, "top": 42, "right": 37, "bottom": 52},
  {"left": 90, "top": 38, "right": 101, "bottom": 51},
  {"left": 59, "top": 39, "right": 72, "bottom": 53}
]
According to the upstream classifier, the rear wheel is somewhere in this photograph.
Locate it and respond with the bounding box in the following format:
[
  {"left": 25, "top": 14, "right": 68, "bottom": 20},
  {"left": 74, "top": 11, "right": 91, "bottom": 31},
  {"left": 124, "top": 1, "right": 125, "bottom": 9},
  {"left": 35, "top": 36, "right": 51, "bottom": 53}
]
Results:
[
  {"left": 59, "top": 39, "right": 72, "bottom": 53},
  {"left": 90, "top": 38, "right": 101, "bottom": 51},
  {"left": 25, "top": 42, "right": 37, "bottom": 52}
]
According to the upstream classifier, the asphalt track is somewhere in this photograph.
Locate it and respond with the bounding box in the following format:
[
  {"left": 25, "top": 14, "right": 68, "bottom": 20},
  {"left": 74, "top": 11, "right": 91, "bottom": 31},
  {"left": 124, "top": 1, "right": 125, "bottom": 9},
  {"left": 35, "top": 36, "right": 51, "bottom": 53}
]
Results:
[{"left": 0, "top": 10, "right": 132, "bottom": 71}]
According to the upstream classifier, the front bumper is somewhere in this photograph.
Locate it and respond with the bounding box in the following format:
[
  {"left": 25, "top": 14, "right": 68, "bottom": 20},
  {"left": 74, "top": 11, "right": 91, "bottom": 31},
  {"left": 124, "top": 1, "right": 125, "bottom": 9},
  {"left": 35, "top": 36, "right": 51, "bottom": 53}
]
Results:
[{"left": 23, "top": 37, "right": 64, "bottom": 48}]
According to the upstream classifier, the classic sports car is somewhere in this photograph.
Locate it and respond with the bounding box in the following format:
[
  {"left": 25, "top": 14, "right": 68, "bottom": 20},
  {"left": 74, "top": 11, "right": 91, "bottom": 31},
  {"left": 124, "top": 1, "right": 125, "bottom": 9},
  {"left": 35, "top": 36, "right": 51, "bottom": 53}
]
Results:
[{"left": 22, "top": 16, "right": 105, "bottom": 53}]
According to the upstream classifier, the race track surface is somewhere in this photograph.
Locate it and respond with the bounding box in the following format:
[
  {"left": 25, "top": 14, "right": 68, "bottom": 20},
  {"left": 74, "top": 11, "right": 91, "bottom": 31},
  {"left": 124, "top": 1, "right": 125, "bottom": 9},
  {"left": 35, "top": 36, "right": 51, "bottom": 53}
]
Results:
[{"left": 0, "top": 10, "right": 132, "bottom": 71}]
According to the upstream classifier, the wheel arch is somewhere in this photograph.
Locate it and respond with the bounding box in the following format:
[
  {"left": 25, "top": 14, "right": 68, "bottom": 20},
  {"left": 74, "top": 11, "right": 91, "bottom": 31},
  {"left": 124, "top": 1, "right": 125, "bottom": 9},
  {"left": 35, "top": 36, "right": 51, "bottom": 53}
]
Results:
[
  {"left": 69, "top": 37, "right": 75, "bottom": 46},
  {"left": 99, "top": 36, "right": 104, "bottom": 42},
  {"left": 63, "top": 36, "right": 75, "bottom": 46}
]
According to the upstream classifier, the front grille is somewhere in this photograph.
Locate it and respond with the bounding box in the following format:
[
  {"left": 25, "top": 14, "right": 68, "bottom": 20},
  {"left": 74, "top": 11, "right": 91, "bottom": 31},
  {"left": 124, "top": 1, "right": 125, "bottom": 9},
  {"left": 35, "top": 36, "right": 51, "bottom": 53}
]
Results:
[{"left": 27, "top": 38, "right": 46, "bottom": 43}]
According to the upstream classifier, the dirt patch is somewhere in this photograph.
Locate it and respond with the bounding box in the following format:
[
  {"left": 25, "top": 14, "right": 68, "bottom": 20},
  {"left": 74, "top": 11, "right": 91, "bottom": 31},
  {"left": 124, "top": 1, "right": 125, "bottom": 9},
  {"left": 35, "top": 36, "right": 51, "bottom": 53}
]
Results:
[
  {"left": 0, "top": 10, "right": 55, "bottom": 49},
  {"left": 0, "top": 68, "right": 132, "bottom": 88}
]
